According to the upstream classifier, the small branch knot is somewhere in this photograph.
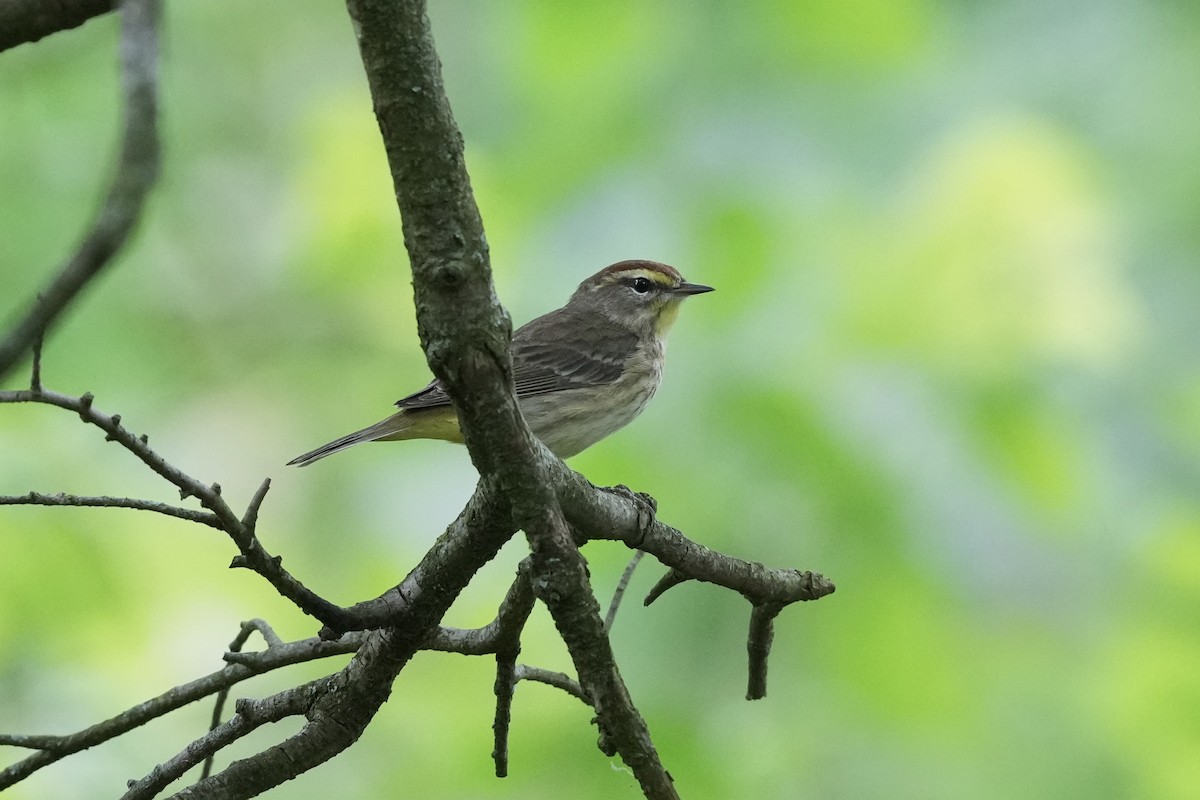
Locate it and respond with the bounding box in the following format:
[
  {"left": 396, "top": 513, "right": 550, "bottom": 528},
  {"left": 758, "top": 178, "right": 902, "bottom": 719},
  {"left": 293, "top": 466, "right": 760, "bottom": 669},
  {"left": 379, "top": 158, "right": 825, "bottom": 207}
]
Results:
[
  {"left": 644, "top": 568, "right": 690, "bottom": 606},
  {"left": 432, "top": 264, "right": 464, "bottom": 293},
  {"left": 77, "top": 392, "right": 94, "bottom": 420},
  {"left": 602, "top": 484, "right": 658, "bottom": 547}
]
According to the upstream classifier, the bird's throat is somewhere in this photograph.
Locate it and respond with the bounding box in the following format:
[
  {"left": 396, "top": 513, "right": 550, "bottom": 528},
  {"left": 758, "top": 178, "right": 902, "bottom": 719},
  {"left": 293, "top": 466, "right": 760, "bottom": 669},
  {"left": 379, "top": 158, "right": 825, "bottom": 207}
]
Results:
[{"left": 654, "top": 300, "right": 683, "bottom": 337}]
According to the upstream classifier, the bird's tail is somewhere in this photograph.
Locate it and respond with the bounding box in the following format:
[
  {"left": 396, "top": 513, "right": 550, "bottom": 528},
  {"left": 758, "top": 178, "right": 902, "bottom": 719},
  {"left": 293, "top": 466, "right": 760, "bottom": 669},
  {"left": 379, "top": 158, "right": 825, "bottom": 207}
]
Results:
[{"left": 287, "top": 413, "right": 413, "bottom": 467}]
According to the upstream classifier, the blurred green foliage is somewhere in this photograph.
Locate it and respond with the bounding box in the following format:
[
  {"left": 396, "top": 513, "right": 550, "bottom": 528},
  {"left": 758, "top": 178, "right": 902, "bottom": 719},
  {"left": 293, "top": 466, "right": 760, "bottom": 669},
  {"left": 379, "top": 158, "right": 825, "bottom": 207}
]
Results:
[{"left": 3, "top": 0, "right": 1200, "bottom": 798}]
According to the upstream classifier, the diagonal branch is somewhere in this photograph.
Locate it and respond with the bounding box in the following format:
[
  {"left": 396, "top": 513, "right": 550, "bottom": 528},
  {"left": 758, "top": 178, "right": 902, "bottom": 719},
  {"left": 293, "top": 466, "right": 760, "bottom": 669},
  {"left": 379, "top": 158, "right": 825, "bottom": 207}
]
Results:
[
  {"left": 0, "top": 491, "right": 221, "bottom": 528},
  {"left": 0, "top": 633, "right": 361, "bottom": 790},
  {"left": 200, "top": 620, "right": 286, "bottom": 780},
  {"left": 158, "top": 477, "right": 520, "bottom": 799},
  {"left": 0, "top": 387, "right": 353, "bottom": 627},
  {"left": 556, "top": 466, "right": 836, "bottom": 606},
  {"left": 514, "top": 665, "right": 590, "bottom": 703},
  {"left": 308, "top": 467, "right": 833, "bottom": 642},
  {"left": 0, "top": 0, "right": 117, "bottom": 53},
  {"left": 0, "top": 0, "right": 161, "bottom": 384},
  {"left": 557, "top": 469, "right": 835, "bottom": 699},
  {"left": 122, "top": 680, "right": 329, "bottom": 800},
  {"left": 518, "top": 493, "right": 678, "bottom": 798},
  {"left": 1, "top": 559, "right": 583, "bottom": 795},
  {"left": 605, "top": 549, "right": 645, "bottom": 631}
]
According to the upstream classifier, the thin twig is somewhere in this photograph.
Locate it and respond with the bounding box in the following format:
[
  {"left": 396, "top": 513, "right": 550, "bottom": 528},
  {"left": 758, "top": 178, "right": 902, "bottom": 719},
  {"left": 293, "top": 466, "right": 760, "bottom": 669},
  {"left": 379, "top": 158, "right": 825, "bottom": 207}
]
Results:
[
  {"left": 0, "top": 0, "right": 161, "bottom": 384},
  {"left": 200, "top": 620, "right": 285, "bottom": 780},
  {"left": 644, "top": 568, "right": 691, "bottom": 607},
  {"left": 0, "top": 387, "right": 354, "bottom": 628},
  {"left": 0, "top": 733, "right": 68, "bottom": 750},
  {"left": 746, "top": 603, "right": 783, "bottom": 701},
  {"left": 492, "top": 652, "right": 517, "bottom": 778},
  {"left": 513, "top": 665, "right": 590, "bottom": 704},
  {"left": 604, "top": 549, "right": 645, "bottom": 632},
  {"left": 486, "top": 564, "right": 536, "bottom": 777},
  {"left": 30, "top": 329, "right": 42, "bottom": 391},
  {"left": 0, "top": 492, "right": 222, "bottom": 529},
  {"left": 0, "top": 633, "right": 360, "bottom": 790},
  {"left": 241, "top": 478, "right": 272, "bottom": 529},
  {"left": 222, "top": 632, "right": 366, "bottom": 669},
  {"left": 121, "top": 682, "right": 327, "bottom": 800},
  {"left": 153, "top": 478, "right": 522, "bottom": 798},
  {"left": 239, "top": 618, "right": 284, "bottom": 648},
  {"left": 554, "top": 469, "right": 836, "bottom": 607}
]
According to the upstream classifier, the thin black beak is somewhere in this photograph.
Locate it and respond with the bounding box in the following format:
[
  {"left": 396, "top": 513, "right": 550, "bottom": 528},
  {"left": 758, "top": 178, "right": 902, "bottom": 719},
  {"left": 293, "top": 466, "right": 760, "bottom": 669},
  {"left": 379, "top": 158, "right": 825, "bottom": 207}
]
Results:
[{"left": 670, "top": 282, "right": 714, "bottom": 296}]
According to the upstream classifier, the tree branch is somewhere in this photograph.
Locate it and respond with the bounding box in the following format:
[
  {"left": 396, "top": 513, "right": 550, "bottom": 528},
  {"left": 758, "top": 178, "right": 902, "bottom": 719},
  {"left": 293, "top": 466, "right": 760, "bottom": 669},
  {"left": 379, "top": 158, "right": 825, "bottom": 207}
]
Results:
[
  {"left": 0, "top": 491, "right": 221, "bottom": 529},
  {"left": 485, "top": 564, "right": 535, "bottom": 778},
  {"left": 0, "top": 0, "right": 117, "bottom": 53},
  {"left": 424, "top": 560, "right": 534, "bottom": 657},
  {"left": 2, "top": 1, "right": 836, "bottom": 795},
  {"left": 0, "top": 387, "right": 353, "bottom": 627},
  {"left": 340, "top": 3, "right": 679, "bottom": 796},
  {"left": 0, "top": 380, "right": 825, "bottom": 793},
  {"left": 557, "top": 466, "right": 835, "bottom": 606},
  {"left": 746, "top": 602, "right": 784, "bottom": 701},
  {"left": 200, "top": 620, "right": 285, "bottom": 780},
  {"left": 311, "top": 470, "right": 832, "bottom": 645},
  {"left": 123, "top": 680, "right": 328, "bottom": 800},
  {"left": 0, "top": 0, "right": 160, "bottom": 384},
  {"left": 605, "top": 550, "right": 645, "bottom": 632},
  {"left": 160, "top": 478, "right": 521, "bottom": 799},
  {"left": 158, "top": 2, "right": 682, "bottom": 796},
  {"left": 0, "top": 632, "right": 361, "bottom": 790},
  {"left": 514, "top": 665, "right": 590, "bottom": 703}
]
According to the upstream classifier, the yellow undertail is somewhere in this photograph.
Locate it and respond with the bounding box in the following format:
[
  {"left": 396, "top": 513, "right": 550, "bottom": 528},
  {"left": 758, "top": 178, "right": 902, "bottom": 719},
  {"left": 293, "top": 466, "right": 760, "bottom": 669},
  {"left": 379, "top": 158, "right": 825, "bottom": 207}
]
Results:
[{"left": 286, "top": 408, "right": 462, "bottom": 467}]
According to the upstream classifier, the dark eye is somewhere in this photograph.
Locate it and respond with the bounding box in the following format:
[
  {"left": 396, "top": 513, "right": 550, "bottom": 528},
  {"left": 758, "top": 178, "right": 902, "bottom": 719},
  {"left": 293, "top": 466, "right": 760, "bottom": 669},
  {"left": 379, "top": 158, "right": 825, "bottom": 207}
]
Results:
[{"left": 630, "top": 277, "right": 653, "bottom": 294}]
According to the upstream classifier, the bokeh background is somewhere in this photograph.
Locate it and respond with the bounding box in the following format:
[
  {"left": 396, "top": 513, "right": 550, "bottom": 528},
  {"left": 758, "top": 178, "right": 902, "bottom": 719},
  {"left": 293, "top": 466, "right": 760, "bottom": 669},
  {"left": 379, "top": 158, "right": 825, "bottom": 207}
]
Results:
[{"left": 3, "top": 1, "right": 1200, "bottom": 798}]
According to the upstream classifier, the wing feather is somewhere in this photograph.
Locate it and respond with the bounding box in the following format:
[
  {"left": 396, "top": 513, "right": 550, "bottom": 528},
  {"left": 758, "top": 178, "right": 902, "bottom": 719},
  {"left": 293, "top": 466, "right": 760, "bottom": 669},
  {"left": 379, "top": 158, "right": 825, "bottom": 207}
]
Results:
[{"left": 395, "top": 306, "right": 636, "bottom": 410}]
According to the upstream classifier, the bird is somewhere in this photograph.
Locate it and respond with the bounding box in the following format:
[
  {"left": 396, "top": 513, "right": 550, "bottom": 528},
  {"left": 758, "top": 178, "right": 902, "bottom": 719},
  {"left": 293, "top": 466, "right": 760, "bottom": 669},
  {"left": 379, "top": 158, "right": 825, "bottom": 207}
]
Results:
[{"left": 287, "top": 260, "right": 713, "bottom": 467}]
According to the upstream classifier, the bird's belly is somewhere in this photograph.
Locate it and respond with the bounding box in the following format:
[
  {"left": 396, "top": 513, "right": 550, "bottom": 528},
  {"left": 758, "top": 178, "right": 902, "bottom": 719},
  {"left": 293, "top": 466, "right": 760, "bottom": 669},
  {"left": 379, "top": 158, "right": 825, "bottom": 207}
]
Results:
[{"left": 520, "top": 372, "right": 660, "bottom": 459}]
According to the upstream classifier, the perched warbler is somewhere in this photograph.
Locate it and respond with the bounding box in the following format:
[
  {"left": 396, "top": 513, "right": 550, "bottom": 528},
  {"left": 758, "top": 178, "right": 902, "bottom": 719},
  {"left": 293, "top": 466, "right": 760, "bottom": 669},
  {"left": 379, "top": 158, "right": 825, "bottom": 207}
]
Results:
[{"left": 288, "top": 260, "right": 712, "bottom": 467}]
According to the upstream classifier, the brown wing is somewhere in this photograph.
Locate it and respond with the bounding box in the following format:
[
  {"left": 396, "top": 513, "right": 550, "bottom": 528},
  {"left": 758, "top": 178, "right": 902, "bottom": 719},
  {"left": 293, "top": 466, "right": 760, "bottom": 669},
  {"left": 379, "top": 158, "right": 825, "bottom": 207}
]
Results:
[
  {"left": 394, "top": 379, "right": 452, "bottom": 410},
  {"left": 395, "top": 306, "right": 637, "bottom": 410}
]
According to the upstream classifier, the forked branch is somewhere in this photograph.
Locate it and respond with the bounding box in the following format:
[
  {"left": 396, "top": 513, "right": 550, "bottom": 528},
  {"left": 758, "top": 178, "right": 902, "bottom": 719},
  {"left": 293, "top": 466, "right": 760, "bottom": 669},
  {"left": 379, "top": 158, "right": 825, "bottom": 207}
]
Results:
[
  {"left": 1, "top": 0, "right": 835, "bottom": 797},
  {"left": 0, "top": 386, "right": 352, "bottom": 627}
]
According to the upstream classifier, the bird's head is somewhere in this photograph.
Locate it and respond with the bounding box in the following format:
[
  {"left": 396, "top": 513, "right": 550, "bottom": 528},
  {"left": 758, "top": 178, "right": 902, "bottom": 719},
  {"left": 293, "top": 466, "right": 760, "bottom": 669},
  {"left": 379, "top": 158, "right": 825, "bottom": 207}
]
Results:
[{"left": 569, "top": 260, "right": 713, "bottom": 337}]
